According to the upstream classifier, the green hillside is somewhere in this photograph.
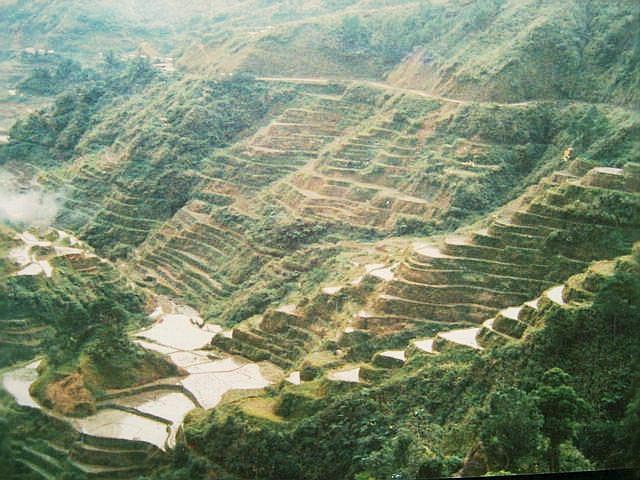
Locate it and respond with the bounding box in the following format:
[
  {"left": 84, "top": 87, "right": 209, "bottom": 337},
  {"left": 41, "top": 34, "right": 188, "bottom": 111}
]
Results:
[
  {"left": 180, "top": 1, "right": 640, "bottom": 107},
  {"left": 190, "top": 243, "right": 640, "bottom": 479}
]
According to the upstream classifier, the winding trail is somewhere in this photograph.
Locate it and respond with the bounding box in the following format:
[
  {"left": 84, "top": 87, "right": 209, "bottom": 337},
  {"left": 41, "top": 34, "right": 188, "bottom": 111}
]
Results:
[
  {"left": 256, "top": 76, "right": 533, "bottom": 107},
  {"left": 255, "top": 76, "right": 637, "bottom": 113}
]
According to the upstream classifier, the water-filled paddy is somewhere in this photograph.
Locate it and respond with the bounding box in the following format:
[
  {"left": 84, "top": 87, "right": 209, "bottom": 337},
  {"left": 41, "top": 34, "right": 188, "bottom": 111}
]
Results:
[{"left": 1, "top": 360, "right": 41, "bottom": 408}]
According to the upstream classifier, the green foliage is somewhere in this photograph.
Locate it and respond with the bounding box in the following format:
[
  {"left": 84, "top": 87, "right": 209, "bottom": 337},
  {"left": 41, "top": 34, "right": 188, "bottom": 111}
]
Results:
[
  {"left": 2, "top": 66, "right": 282, "bottom": 260},
  {"left": 1, "top": 3, "right": 639, "bottom": 477},
  {"left": 29, "top": 275, "right": 146, "bottom": 368},
  {"left": 442, "top": 103, "right": 556, "bottom": 146},
  {"left": 451, "top": 181, "right": 493, "bottom": 212},
  {"left": 224, "top": 287, "right": 286, "bottom": 326},
  {"left": 18, "top": 57, "right": 88, "bottom": 95},
  {"left": 0, "top": 396, "right": 80, "bottom": 479},
  {"left": 184, "top": 245, "right": 640, "bottom": 478},
  {"left": 0, "top": 224, "right": 158, "bottom": 393},
  {"left": 534, "top": 368, "right": 590, "bottom": 472},
  {"left": 326, "top": 2, "right": 504, "bottom": 69},
  {"left": 558, "top": 443, "right": 593, "bottom": 472},
  {"left": 564, "top": 189, "right": 640, "bottom": 226},
  {"left": 82, "top": 299, "right": 136, "bottom": 366},
  {"left": 0, "top": 416, "right": 13, "bottom": 479},
  {"left": 250, "top": 217, "right": 329, "bottom": 251},
  {"left": 192, "top": 410, "right": 301, "bottom": 479},
  {"left": 477, "top": 387, "right": 544, "bottom": 472},
  {"left": 621, "top": 389, "right": 640, "bottom": 468},
  {"left": 2, "top": 57, "right": 158, "bottom": 164},
  {"left": 393, "top": 216, "right": 435, "bottom": 237},
  {"left": 141, "top": 441, "right": 215, "bottom": 480},
  {"left": 335, "top": 16, "right": 372, "bottom": 56}
]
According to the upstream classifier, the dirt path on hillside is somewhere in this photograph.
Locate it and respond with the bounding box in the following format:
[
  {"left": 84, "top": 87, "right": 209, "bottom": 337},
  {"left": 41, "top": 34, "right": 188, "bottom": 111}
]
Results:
[{"left": 256, "top": 76, "right": 533, "bottom": 107}]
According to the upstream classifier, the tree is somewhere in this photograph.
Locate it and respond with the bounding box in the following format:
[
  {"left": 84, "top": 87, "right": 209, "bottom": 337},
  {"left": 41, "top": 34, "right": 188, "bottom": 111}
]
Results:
[
  {"left": 337, "top": 16, "right": 371, "bottom": 53},
  {"left": 621, "top": 388, "right": 640, "bottom": 468},
  {"left": 119, "top": 56, "right": 156, "bottom": 91},
  {"left": 478, "top": 387, "right": 544, "bottom": 471},
  {"left": 84, "top": 298, "right": 135, "bottom": 366},
  {"left": 534, "top": 368, "right": 590, "bottom": 472},
  {"left": 102, "top": 50, "right": 122, "bottom": 72}
]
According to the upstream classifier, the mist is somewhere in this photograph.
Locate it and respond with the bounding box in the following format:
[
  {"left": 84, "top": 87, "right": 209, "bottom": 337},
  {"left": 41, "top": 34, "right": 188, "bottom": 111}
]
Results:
[{"left": 0, "top": 171, "right": 63, "bottom": 227}]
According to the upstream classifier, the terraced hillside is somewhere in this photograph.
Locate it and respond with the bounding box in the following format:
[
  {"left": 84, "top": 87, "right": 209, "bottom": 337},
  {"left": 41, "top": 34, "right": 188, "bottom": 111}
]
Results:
[
  {"left": 5, "top": 69, "right": 638, "bottom": 324},
  {"left": 187, "top": 171, "right": 640, "bottom": 480},
  {"left": 0, "top": 225, "right": 147, "bottom": 369},
  {"left": 365, "top": 163, "right": 640, "bottom": 334},
  {"left": 8, "top": 419, "right": 166, "bottom": 480},
  {"left": 127, "top": 86, "right": 640, "bottom": 320},
  {"left": 9, "top": 157, "right": 637, "bottom": 478},
  {"left": 210, "top": 162, "right": 640, "bottom": 378},
  {"left": 0, "top": 221, "right": 288, "bottom": 478},
  {"left": 1, "top": 72, "right": 639, "bottom": 480},
  {"left": 0, "top": 1, "right": 639, "bottom": 479}
]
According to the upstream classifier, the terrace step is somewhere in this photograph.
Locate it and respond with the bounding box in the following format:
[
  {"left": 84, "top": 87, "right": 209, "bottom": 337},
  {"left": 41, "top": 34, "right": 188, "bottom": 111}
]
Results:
[
  {"left": 400, "top": 261, "right": 553, "bottom": 293},
  {"left": 376, "top": 294, "right": 498, "bottom": 324},
  {"left": 352, "top": 311, "right": 469, "bottom": 330},
  {"left": 582, "top": 167, "right": 626, "bottom": 190},
  {"left": 70, "top": 441, "right": 157, "bottom": 468},
  {"left": 472, "top": 230, "right": 504, "bottom": 248},
  {"left": 374, "top": 350, "right": 406, "bottom": 367},
  {"left": 18, "top": 444, "right": 64, "bottom": 475},
  {"left": 386, "top": 278, "right": 530, "bottom": 309},
  {"left": 229, "top": 328, "right": 295, "bottom": 357},
  {"left": 511, "top": 209, "right": 588, "bottom": 231},
  {"left": 442, "top": 236, "right": 544, "bottom": 265},
  {"left": 476, "top": 319, "right": 513, "bottom": 349},
  {"left": 16, "top": 458, "right": 56, "bottom": 480},
  {"left": 251, "top": 326, "right": 309, "bottom": 352},
  {"left": 411, "top": 244, "right": 579, "bottom": 281},
  {"left": 489, "top": 218, "right": 556, "bottom": 238},
  {"left": 491, "top": 307, "right": 529, "bottom": 338},
  {"left": 69, "top": 459, "right": 150, "bottom": 479},
  {"left": 434, "top": 328, "right": 482, "bottom": 351},
  {"left": 213, "top": 335, "right": 294, "bottom": 370}
]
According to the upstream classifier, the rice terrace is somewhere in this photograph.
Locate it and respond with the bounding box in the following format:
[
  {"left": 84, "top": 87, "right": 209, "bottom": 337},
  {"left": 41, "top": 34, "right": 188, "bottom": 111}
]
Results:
[{"left": 0, "top": 1, "right": 639, "bottom": 479}]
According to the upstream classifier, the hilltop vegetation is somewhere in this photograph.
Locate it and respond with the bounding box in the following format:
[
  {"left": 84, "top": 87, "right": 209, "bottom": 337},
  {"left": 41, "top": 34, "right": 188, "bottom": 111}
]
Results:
[
  {"left": 3, "top": 1, "right": 638, "bottom": 108},
  {"left": 180, "top": 0, "right": 640, "bottom": 107},
  {"left": 0, "top": 0, "right": 222, "bottom": 60}
]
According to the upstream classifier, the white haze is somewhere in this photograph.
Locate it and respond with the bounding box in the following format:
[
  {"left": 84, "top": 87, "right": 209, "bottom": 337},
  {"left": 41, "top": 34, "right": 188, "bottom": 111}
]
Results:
[{"left": 0, "top": 171, "right": 62, "bottom": 227}]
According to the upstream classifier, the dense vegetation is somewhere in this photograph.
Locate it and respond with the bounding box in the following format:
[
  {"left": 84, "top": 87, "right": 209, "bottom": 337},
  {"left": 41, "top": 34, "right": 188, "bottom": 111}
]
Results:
[
  {"left": 173, "top": 246, "right": 640, "bottom": 479},
  {"left": 1, "top": 60, "right": 289, "bottom": 257},
  {"left": 0, "top": 227, "right": 179, "bottom": 418},
  {"left": 189, "top": 1, "right": 640, "bottom": 107}
]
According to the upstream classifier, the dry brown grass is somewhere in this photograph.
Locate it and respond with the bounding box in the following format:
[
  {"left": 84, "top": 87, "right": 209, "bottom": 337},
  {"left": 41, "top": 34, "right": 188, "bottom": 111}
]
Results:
[{"left": 45, "top": 372, "right": 96, "bottom": 417}]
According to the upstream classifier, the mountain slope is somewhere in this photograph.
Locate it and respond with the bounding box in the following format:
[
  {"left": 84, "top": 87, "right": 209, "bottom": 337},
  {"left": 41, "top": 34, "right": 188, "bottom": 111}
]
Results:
[
  {"left": 181, "top": 0, "right": 640, "bottom": 108},
  {"left": 0, "top": 1, "right": 638, "bottom": 479},
  {"left": 3, "top": 69, "right": 639, "bottom": 323}
]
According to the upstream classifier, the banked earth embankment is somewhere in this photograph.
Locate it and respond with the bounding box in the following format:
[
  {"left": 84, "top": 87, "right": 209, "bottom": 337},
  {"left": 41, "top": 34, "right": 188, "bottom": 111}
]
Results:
[{"left": 211, "top": 161, "right": 640, "bottom": 381}]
